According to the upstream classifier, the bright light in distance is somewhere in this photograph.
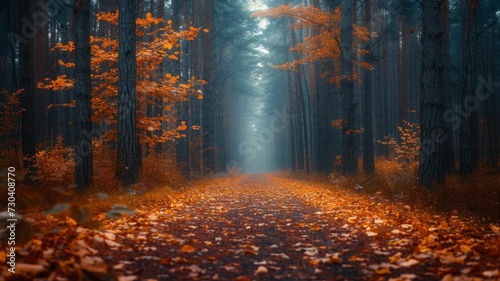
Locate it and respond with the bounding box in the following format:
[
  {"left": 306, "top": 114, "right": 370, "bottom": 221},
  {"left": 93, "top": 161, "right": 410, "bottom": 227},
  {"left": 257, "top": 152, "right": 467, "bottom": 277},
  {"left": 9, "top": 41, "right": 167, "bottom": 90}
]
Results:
[
  {"left": 248, "top": 0, "right": 269, "bottom": 30},
  {"left": 256, "top": 44, "right": 269, "bottom": 54},
  {"left": 248, "top": 0, "right": 268, "bottom": 11},
  {"left": 258, "top": 19, "right": 269, "bottom": 29}
]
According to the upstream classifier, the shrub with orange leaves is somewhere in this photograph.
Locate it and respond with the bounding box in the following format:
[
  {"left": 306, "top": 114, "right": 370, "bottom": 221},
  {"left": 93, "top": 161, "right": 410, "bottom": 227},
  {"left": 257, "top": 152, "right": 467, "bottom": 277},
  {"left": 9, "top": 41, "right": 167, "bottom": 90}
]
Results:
[
  {"left": 33, "top": 136, "right": 75, "bottom": 184},
  {"left": 253, "top": 5, "right": 373, "bottom": 84},
  {"left": 39, "top": 12, "right": 204, "bottom": 149},
  {"left": 140, "top": 152, "right": 184, "bottom": 189},
  {"left": 378, "top": 120, "right": 420, "bottom": 171}
]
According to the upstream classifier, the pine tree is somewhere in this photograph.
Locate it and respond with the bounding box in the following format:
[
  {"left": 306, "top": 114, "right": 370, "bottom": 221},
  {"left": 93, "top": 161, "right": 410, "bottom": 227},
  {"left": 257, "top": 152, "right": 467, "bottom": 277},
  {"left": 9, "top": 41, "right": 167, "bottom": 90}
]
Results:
[
  {"left": 117, "top": 0, "right": 139, "bottom": 186},
  {"left": 74, "top": 0, "right": 93, "bottom": 190},
  {"left": 419, "top": 0, "right": 445, "bottom": 187}
]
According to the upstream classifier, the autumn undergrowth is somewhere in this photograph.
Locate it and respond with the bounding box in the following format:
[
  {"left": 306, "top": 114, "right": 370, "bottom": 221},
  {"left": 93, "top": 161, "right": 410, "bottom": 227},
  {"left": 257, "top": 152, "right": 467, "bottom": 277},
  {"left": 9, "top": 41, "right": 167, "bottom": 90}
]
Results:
[
  {"left": 287, "top": 158, "right": 500, "bottom": 224},
  {"left": 1, "top": 144, "right": 187, "bottom": 218}
]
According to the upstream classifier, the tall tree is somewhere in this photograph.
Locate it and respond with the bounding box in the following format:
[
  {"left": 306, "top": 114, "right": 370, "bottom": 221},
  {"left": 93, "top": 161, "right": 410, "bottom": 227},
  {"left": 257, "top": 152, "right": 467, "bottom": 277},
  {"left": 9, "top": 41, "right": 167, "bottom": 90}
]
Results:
[
  {"left": 177, "top": 0, "right": 190, "bottom": 176},
  {"left": 419, "top": 0, "right": 445, "bottom": 187},
  {"left": 117, "top": 0, "right": 139, "bottom": 186},
  {"left": 441, "top": 0, "right": 456, "bottom": 173},
  {"left": 340, "top": 0, "right": 357, "bottom": 175},
  {"left": 202, "top": 0, "right": 215, "bottom": 173},
  {"left": 459, "top": 0, "right": 479, "bottom": 176},
  {"left": 192, "top": 0, "right": 203, "bottom": 177},
  {"left": 18, "top": 0, "right": 38, "bottom": 183},
  {"left": 363, "top": 0, "right": 375, "bottom": 174},
  {"left": 74, "top": 0, "right": 93, "bottom": 190}
]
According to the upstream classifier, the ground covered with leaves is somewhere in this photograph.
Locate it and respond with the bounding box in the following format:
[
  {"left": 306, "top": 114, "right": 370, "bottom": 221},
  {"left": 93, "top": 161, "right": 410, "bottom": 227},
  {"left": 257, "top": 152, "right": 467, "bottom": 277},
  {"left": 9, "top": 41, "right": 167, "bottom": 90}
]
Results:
[{"left": 1, "top": 175, "right": 500, "bottom": 281}]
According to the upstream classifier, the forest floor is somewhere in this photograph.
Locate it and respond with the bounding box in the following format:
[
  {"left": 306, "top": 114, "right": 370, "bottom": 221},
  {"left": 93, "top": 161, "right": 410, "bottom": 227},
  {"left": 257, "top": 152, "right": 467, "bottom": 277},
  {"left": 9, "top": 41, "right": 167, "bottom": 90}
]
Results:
[{"left": 1, "top": 174, "right": 500, "bottom": 281}]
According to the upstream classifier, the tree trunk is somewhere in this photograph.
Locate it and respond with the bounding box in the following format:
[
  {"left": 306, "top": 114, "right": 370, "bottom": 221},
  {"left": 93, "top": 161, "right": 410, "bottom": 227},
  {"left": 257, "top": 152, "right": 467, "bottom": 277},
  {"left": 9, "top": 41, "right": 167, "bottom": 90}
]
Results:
[
  {"left": 487, "top": 25, "right": 497, "bottom": 167},
  {"left": 419, "top": 0, "right": 445, "bottom": 188},
  {"left": 175, "top": 0, "right": 190, "bottom": 176},
  {"left": 18, "top": 0, "right": 38, "bottom": 183},
  {"left": 117, "top": 0, "right": 139, "bottom": 186},
  {"left": 74, "top": 0, "right": 93, "bottom": 190},
  {"left": 290, "top": 26, "right": 309, "bottom": 173},
  {"left": 191, "top": 0, "right": 202, "bottom": 177},
  {"left": 459, "top": 0, "right": 479, "bottom": 176},
  {"left": 400, "top": 17, "right": 410, "bottom": 126},
  {"left": 440, "top": 0, "right": 456, "bottom": 173},
  {"left": 202, "top": 0, "right": 215, "bottom": 173},
  {"left": 363, "top": 0, "right": 375, "bottom": 174},
  {"left": 341, "top": 0, "right": 357, "bottom": 175}
]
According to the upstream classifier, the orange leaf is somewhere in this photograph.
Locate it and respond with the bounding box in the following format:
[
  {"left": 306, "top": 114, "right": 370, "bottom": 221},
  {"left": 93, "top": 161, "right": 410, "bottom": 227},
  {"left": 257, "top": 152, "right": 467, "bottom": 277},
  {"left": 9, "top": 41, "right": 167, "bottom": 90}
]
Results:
[
  {"left": 375, "top": 267, "right": 391, "bottom": 275},
  {"left": 160, "top": 258, "right": 172, "bottom": 266},
  {"left": 180, "top": 244, "right": 195, "bottom": 253}
]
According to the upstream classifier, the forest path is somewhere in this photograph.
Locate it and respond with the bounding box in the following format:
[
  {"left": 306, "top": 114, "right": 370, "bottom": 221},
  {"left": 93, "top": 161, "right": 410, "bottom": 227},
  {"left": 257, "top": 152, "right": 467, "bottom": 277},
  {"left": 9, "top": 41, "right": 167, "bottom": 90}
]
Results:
[
  {"left": 91, "top": 175, "right": 500, "bottom": 280},
  {"left": 3, "top": 175, "right": 500, "bottom": 281}
]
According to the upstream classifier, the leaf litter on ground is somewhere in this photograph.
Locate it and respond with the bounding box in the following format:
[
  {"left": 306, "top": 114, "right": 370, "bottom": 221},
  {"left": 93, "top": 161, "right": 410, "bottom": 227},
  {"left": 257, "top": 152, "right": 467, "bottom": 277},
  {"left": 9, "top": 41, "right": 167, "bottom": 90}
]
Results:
[{"left": 1, "top": 174, "right": 499, "bottom": 280}]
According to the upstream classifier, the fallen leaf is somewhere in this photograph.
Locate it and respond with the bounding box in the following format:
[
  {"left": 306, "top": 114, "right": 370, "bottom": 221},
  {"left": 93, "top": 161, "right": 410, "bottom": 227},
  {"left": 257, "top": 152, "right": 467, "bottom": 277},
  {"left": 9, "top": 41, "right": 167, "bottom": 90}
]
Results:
[
  {"left": 181, "top": 244, "right": 196, "bottom": 253},
  {"left": 303, "top": 247, "right": 318, "bottom": 256},
  {"left": 376, "top": 267, "right": 392, "bottom": 275},
  {"left": 398, "top": 259, "right": 420, "bottom": 267},
  {"left": 483, "top": 269, "right": 499, "bottom": 278},
  {"left": 15, "top": 263, "right": 46, "bottom": 275},
  {"left": 254, "top": 266, "right": 268, "bottom": 275},
  {"left": 81, "top": 256, "right": 108, "bottom": 277}
]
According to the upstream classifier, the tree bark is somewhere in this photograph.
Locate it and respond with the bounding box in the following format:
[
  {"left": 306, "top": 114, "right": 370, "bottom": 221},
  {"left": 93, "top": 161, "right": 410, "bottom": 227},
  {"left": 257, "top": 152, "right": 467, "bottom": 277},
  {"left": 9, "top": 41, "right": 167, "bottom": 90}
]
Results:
[
  {"left": 18, "top": 0, "right": 38, "bottom": 183},
  {"left": 191, "top": 0, "right": 203, "bottom": 177},
  {"left": 117, "top": 0, "right": 139, "bottom": 186},
  {"left": 181, "top": 0, "right": 190, "bottom": 176},
  {"left": 363, "top": 0, "right": 375, "bottom": 174},
  {"left": 459, "top": 0, "right": 479, "bottom": 176},
  {"left": 341, "top": 0, "right": 357, "bottom": 175},
  {"left": 419, "top": 0, "right": 445, "bottom": 188},
  {"left": 74, "top": 0, "right": 93, "bottom": 190},
  {"left": 440, "top": 0, "right": 456, "bottom": 173},
  {"left": 202, "top": 0, "right": 215, "bottom": 173}
]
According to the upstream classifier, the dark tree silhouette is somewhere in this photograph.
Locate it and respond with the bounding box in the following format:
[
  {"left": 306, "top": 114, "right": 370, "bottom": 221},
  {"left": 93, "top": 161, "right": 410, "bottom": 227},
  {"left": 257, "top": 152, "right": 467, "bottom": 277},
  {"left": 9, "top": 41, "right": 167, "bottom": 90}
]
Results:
[
  {"left": 419, "top": 0, "right": 445, "bottom": 187},
  {"left": 117, "top": 0, "right": 139, "bottom": 186},
  {"left": 74, "top": 0, "right": 93, "bottom": 190}
]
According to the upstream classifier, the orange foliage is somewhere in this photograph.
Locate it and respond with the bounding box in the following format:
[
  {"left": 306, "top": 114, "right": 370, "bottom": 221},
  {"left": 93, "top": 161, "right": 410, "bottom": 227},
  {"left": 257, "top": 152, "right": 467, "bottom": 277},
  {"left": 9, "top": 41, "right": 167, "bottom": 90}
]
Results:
[
  {"left": 0, "top": 89, "right": 23, "bottom": 136},
  {"left": 253, "top": 5, "right": 373, "bottom": 84},
  {"left": 38, "top": 75, "right": 74, "bottom": 91},
  {"left": 39, "top": 12, "right": 204, "bottom": 148},
  {"left": 378, "top": 121, "right": 420, "bottom": 170},
  {"left": 34, "top": 136, "right": 75, "bottom": 184},
  {"left": 0, "top": 89, "right": 23, "bottom": 165}
]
